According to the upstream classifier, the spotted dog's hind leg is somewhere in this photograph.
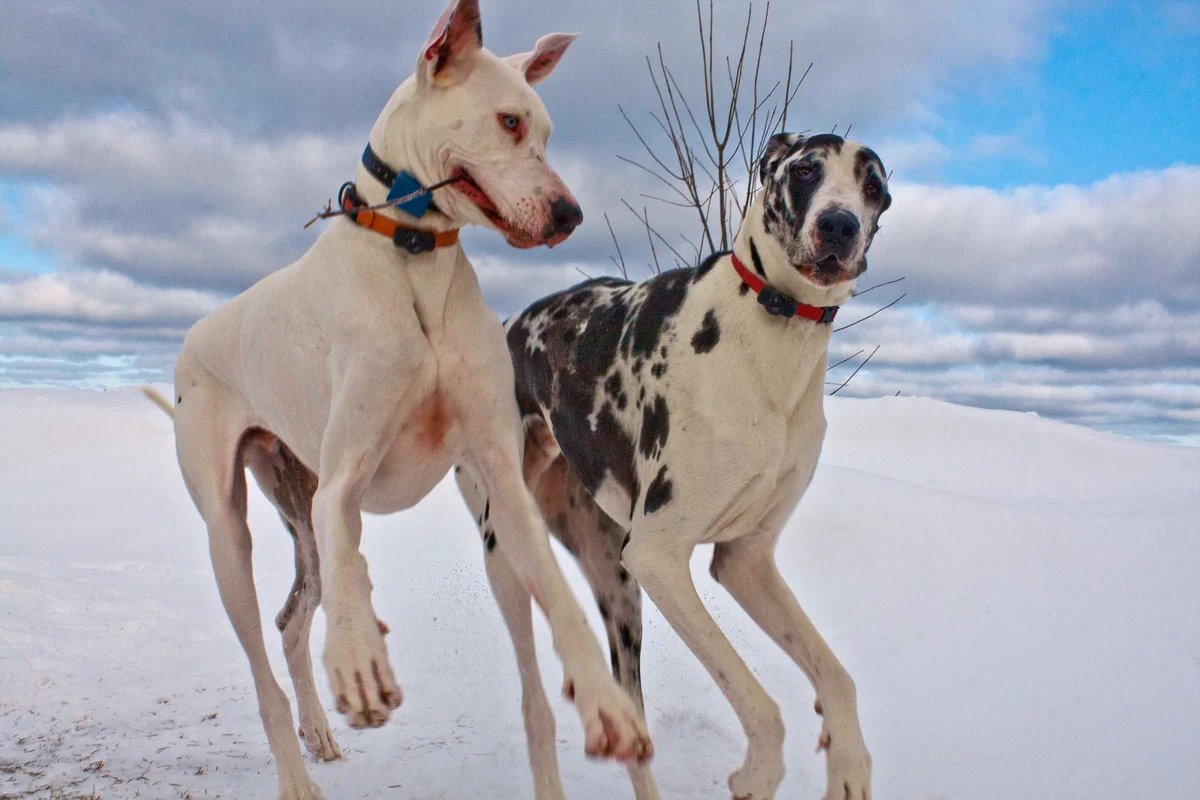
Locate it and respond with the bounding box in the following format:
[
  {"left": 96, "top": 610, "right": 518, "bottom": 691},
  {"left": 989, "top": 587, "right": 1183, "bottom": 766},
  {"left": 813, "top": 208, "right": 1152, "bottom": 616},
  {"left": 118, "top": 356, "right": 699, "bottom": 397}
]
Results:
[
  {"left": 243, "top": 434, "right": 341, "bottom": 762},
  {"left": 528, "top": 447, "right": 661, "bottom": 800},
  {"left": 454, "top": 462, "right": 566, "bottom": 800}
]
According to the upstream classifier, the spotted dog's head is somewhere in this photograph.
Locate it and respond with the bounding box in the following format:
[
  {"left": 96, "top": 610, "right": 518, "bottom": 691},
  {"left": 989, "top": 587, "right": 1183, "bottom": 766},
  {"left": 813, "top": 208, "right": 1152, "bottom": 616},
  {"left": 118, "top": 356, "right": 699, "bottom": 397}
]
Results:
[{"left": 756, "top": 132, "right": 891, "bottom": 293}]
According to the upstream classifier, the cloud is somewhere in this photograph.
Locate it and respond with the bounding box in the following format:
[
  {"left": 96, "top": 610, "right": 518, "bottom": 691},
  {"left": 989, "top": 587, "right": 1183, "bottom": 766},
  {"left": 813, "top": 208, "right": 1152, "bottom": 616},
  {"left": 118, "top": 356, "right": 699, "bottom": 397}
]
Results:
[
  {"left": 872, "top": 166, "right": 1200, "bottom": 308},
  {"left": 0, "top": 0, "right": 1070, "bottom": 145},
  {"left": 0, "top": 268, "right": 224, "bottom": 326}
]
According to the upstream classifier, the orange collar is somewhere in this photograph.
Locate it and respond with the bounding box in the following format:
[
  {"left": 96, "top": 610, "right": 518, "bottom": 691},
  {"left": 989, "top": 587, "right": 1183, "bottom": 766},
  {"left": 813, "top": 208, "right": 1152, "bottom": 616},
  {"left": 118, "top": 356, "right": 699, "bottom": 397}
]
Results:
[{"left": 341, "top": 192, "right": 459, "bottom": 254}]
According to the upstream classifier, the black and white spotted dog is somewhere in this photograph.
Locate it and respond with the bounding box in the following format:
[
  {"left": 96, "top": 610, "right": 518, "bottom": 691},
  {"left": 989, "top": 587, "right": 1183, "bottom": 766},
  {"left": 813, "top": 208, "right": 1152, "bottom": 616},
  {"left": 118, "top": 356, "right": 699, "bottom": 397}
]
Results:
[{"left": 457, "top": 133, "right": 891, "bottom": 800}]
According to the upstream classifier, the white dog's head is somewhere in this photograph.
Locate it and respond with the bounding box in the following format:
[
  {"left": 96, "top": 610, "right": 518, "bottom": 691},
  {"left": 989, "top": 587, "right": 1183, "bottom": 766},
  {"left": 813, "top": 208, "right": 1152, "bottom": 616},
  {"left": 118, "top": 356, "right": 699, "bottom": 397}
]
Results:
[
  {"left": 370, "top": 0, "right": 581, "bottom": 248},
  {"left": 746, "top": 133, "right": 891, "bottom": 304}
]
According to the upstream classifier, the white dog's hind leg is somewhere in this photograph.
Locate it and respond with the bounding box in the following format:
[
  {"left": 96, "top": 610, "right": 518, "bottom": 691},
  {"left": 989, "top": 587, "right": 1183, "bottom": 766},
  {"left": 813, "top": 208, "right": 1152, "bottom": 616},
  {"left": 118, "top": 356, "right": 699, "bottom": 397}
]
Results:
[
  {"left": 711, "top": 536, "right": 871, "bottom": 800},
  {"left": 174, "top": 389, "right": 322, "bottom": 799},
  {"left": 277, "top": 518, "right": 342, "bottom": 761},
  {"left": 244, "top": 438, "right": 343, "bottom": 762},
  {"left": 456, "top": 463, "right": 565, "bottom": 800}
]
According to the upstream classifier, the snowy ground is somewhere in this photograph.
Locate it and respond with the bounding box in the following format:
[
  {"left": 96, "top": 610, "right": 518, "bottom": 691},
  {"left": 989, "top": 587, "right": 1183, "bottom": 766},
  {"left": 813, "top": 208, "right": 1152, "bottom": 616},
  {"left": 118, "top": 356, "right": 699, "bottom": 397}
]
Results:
[{"left": 1, "top": 385, "right": 1197, "bottom": 800}]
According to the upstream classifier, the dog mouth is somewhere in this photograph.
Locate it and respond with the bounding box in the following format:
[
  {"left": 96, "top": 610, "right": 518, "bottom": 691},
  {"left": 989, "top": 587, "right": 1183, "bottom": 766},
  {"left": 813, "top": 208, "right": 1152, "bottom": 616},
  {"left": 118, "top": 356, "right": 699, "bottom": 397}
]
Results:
[
  {"left": 797, "top": 254, "right": 853, "bottom": 286},
  {"left": 451, "top": 167, "right": 541, "bottom": 249}
]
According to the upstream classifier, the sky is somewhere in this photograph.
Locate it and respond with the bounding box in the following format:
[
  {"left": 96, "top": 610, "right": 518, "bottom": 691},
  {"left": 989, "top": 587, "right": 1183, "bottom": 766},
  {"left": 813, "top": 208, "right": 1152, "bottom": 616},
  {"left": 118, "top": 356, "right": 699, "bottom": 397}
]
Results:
[{"left": 0, "top": 0, "right": 1197, "bottom": 443}]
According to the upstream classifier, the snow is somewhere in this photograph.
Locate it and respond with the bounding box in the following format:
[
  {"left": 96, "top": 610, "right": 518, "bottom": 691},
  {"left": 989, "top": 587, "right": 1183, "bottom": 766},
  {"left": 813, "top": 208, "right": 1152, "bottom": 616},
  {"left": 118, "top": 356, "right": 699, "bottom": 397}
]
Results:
[{"left": 1, "top": 385, "right": 1197, "bottom": 800}]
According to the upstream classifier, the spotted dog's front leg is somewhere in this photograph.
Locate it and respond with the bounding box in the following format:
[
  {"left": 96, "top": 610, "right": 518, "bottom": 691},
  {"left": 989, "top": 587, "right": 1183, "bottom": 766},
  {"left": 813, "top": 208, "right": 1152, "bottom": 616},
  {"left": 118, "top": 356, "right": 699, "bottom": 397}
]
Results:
[
  {"left": 708, "top": 465, "right": 872, "bottom": 800},
  {"left": 623, "top": 530, "right": 786, "bottom": 800},
  {"left": 712, "top": 534, "right": 871, "bottom": 800}
]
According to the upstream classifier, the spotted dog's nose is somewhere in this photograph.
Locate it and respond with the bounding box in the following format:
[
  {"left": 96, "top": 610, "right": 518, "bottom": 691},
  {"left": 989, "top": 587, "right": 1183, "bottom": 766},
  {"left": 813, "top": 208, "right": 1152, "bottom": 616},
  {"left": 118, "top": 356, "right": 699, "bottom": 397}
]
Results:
[
  {"left": 549, "top": 196, "right": 584, "bottom": 237},
  {"left": 816, "top": 207, "right": 860, "bottom": 260}
]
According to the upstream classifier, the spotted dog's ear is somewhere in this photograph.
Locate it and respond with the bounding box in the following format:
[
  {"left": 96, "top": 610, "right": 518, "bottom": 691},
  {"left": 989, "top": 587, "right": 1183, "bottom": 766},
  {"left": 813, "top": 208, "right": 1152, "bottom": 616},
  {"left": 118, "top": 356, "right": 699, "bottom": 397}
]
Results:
[{"left": 759, "top": 133, "right": 805, "bottom": 185}]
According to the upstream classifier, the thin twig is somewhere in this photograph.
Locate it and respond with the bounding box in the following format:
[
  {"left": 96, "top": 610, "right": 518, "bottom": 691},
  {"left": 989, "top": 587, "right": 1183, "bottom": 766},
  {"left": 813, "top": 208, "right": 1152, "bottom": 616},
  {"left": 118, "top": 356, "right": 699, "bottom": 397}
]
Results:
[
  {"left": 833, "top": 292, "right": 907, "bottom": 332},
  {"left": 605, "top": 213, "right": 628, "bottom": 279},
  {"left": 851, "top": 275, "right": 905, "bottom": 298},
  {"left": 827, "top": 349, "right": 865, "bottom": 371},
  {"left": 829, "top": 345, "right": 880, "bottom": 395},
  {"left": 302, "top": 176, "right": 463, "bottom": 229}
]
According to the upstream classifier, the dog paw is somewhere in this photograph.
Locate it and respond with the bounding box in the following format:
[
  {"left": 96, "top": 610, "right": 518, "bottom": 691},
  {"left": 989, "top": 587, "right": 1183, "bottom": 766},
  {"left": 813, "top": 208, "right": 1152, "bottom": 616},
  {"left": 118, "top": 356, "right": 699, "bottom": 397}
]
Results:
[
  {"left": 818, "top": 723, "right": 871, "bottom": 800},
  {"left": 298, "top": 719, "right": 342, "bottom": 761},
  {"left": 277, "top": 775, "right": 325, "bottom": 800},
  {"left": 324, "top": 615, "right": 403, "bottom": 729},
  {"left": 566, "top": 673, "right": 653, "bottom": 763},
  {"left": 727, "top": 748, "right": 785, "bottom": 800}
]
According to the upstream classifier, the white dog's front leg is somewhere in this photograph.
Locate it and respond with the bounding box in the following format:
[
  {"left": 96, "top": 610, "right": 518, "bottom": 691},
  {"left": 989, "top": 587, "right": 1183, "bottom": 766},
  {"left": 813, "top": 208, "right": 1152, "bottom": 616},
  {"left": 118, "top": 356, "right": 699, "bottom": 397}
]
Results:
[
  {"left": 467, "top": 439, "right": 653, "bottom": 764},
  {"left": 311, "top": 359, "right": 432, "bottom": 729}
]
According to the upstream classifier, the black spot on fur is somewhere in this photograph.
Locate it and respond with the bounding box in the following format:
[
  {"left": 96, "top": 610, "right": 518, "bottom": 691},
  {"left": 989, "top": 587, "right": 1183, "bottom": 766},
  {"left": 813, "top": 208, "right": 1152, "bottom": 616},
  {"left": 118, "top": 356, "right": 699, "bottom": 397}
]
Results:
[
  {"left": 629, "top": 269, "right": 691, "bottom": 359},
  {"left": 484, "top": 530, "right": 497, "bottom": 552},
  {"left": 692, "top": 250, "right": 730, "bottom": 283},
  {"left": 598, "top": 600, "right": 611, "bottom": 621},
  {"left": 639, "top": 395, "right": 669, "bottom": 458},
  {"left": 618, "top": 566, "right": 631, "bottom": 583},
  {"left": 738, "top": 282, "right": 751, "bottom": 296},
  {"left": 610, "top": 646, "right": 621, "bottom": 676},
  {"left": 604, "top": 372, "right": 622, "bottom": 399},
  {"left": 619, "top": 624, "right": 635, "bottom": 650},
  {"left": 483, "top": 499, "right": 489, "bottom": 522},
  {"left": 750, "top": 239, "right": 767, "bottom": 278},
  {"left": 651, "top": 362, "right": 668, "bottom": 379},
  {"left": 691, "top": 310, "right": 720, "bottom": 353},
  {"left": 643, "top": 466, "right": 674, "bottom": 515},
  {"left": 786, "top": 161, "right": 822, "bottom": 236},
  {"left": 803, "top": 133, "right": 844, "bottom": 153}
]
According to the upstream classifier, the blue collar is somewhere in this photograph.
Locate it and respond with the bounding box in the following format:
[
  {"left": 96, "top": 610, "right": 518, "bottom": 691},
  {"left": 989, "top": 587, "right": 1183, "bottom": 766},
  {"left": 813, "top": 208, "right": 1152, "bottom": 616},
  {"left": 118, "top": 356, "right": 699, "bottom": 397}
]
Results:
[{"left": 361, "top": 143, "right": 439, "bottom": 218}]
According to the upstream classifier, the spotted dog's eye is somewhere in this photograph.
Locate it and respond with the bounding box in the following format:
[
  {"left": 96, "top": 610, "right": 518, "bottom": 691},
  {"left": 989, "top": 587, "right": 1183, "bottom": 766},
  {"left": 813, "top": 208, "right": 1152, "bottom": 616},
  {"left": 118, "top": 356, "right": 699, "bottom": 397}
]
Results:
[
  {"left": 793, "top": 162, "right": 817, "bottom": 181},
  {"left": 864, "top": 176, "right": 883, "bottom": 199}
]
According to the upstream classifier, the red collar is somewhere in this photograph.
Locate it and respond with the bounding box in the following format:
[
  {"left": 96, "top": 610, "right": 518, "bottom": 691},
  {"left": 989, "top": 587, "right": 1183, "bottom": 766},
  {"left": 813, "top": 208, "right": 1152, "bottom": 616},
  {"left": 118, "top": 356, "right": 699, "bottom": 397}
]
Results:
[{"left": 730, "top": 252, "right": 839, "bottom": 324}]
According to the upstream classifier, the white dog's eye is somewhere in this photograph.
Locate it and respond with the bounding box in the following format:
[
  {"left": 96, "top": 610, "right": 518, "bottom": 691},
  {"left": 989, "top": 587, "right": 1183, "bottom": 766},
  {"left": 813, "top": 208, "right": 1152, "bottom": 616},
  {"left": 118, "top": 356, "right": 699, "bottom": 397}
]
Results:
[{"left": 502, "top": 115, "right": 520, "bottom": 131}]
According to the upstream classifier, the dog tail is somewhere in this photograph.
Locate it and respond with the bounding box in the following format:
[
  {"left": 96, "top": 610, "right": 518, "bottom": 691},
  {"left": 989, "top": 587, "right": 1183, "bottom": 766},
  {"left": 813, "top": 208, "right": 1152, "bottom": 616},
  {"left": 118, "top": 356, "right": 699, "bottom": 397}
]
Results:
[{"left": 141, "top": 386, "right": 176, "bottom": 420}]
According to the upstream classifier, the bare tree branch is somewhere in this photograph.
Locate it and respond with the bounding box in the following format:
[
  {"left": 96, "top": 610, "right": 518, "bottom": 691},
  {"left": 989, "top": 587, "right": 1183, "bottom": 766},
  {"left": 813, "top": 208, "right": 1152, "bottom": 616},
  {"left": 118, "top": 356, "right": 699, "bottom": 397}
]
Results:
[
  {"left": 605, "top": 213, "right": 628, "bottom": 280},
  {"left": 827, "top": 349, "right": 866, "bottom": 371},
  {"left": 833, "top": 293, "right": 908, "bottom": 332},
  {"left": 829, "top": 345, "right": 880, "bottom": 395},
  {"left": 851, "top": 275, "right": 906, "bottom": 298}
]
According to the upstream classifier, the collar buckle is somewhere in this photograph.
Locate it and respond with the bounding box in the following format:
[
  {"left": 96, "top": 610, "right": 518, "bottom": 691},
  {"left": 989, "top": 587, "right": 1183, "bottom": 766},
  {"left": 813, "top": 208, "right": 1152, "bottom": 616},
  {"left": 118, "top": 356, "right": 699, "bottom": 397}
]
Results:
[
  {"left": 393, "top": 227, "right": 436, "bottom": 254},
  {"left": 818, "top": 306, "right": 838, "bottom": 324},
  {"left": 757, "top": 286, "right": 798, "bottom": 317}
]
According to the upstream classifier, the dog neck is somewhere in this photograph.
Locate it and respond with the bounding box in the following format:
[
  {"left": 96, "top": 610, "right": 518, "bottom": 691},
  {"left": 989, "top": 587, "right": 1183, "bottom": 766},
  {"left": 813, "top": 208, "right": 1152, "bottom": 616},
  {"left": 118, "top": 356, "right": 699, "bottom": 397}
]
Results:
[
  {"left": 731, "top": 198, "right": 858, "bottom": 309},
  {"left": 353, "top": 79, "right": 460, "bottom": 235}
]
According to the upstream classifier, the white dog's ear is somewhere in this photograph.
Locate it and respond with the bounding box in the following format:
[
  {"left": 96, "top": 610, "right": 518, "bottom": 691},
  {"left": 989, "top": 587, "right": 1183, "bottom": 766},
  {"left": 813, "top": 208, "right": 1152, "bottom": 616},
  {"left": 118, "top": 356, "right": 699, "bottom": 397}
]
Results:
[
  {"left": 504, "top": 33, "right": 577, "bottom": 86},
  {"left": 419, "top": 0, "right": 483, "bottom": 85}
]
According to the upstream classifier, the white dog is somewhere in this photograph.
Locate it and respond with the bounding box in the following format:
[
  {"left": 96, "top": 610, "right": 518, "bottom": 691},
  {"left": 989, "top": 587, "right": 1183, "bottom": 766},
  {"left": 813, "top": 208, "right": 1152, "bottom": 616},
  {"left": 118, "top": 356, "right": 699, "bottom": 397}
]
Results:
[
  {"left": 165, "top": 1, "right": 651, "bottom": 797},
  {"left": 458, "top": 133, "right": 891, "bottom": 800}
]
